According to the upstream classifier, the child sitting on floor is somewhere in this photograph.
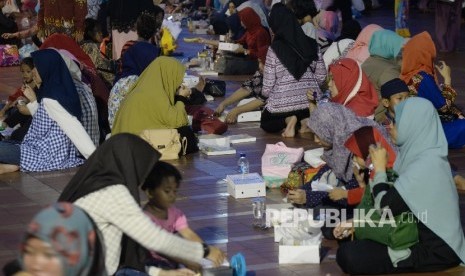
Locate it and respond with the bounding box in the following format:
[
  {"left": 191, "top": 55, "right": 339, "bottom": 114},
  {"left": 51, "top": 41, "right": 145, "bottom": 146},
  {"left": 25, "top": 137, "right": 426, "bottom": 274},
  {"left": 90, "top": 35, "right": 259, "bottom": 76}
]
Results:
[
  {"left": 142, "top": 161, "right": 204, "bottom": 271},
  {"left": 380, "top": 78, "right": 465, "bottom": 190},
  {"left": 0, "top": 57, "right": 36, "bottom": 141}
]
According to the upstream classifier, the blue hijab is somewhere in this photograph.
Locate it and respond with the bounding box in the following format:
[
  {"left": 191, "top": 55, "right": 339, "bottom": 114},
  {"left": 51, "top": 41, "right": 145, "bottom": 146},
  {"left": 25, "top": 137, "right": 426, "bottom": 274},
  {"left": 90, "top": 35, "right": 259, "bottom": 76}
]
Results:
[
  {"left": 31, "top": 49, "right": 82, "bottom": 119},
  {"left": 227, "top": 13, "right": 245, "bottom": 41},
  {"left": 394, "top": 97, "right": 465, "bottom": 263},
  {"left": 117, "top": 41, "right": 159, "bottom": 82},
  {"left": 369, "top": 29, "right": 406, "bottom": 60}
]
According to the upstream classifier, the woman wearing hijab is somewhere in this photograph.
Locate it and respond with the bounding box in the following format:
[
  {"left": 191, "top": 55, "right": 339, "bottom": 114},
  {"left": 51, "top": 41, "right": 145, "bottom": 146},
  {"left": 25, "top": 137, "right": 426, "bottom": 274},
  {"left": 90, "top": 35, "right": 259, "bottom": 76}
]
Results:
[
  {"left": 0, "top": 49, "right": 95, "bottom": 175},
  {"left": 326, "top": 58, "right": 379, "bottom": 118},
  {"left": 57, "top": 50, "right": 100, "bottom": 147},
  {"left": 19, "top": 202, "right": 106, "bottom": 275},
  {"left": 112, "top": 57, "right": 191, "bottom": 135},
  {"left": 400, "top": 31, "right": 465, "bottom": 149},
  {"left": 260, "top": 3, "right": 326, "bottom": 138},
  {"left": 213, "top": 7, "right": 270, "bottom": 123},
  {"left": 361, "top": 29, "right": 405, "bottom": 122},
  {"left": 288, "top": 103, "right": 387, "bottom": 212},
  {"left": 59, "top": 134, "right": 225, "bottom": 275},
  {"left": 335, "top": 97, "right": 465, "bottom": 274},
  {"left": 41, "top": 33, "right": 111, "bottom": 142},
  {"left": 108, "top": 13, "right": 161, "bottom": 129},
  {"left": 345, "top": 24, "right": 383, "bottom": 64},
  {"left": 322, "top": 39, "right": 355, "bottom": 70}
]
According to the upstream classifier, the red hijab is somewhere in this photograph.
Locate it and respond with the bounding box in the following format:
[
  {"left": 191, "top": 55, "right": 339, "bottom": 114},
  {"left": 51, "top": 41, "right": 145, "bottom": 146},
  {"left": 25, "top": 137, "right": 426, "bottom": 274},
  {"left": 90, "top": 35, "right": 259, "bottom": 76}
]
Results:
[
  {"left": 237, "top": 7, "right": 270, "bottom": 62},
  {"left": 400, "top": 31, "right": 436, "bottom": 83},
  {"left": 329, "top": 58, "right": 379, "bottom": 118},
  {"left": 40, "top": 33, "right": 96, "bottom": 70}
]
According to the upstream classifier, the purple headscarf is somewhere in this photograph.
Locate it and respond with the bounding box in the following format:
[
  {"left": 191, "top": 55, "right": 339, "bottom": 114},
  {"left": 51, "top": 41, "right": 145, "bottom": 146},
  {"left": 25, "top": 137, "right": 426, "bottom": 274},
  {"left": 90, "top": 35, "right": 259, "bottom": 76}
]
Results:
[{"left": 308, "top": 102, "right": 381, "bottom": 181}]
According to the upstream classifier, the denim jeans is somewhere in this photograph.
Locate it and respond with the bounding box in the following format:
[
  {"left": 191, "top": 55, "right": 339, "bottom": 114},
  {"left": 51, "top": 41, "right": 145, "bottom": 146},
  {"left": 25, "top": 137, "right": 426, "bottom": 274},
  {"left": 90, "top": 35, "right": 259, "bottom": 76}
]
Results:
[{"left": 0, "top": 140, "right": 20, "bottom": 165}]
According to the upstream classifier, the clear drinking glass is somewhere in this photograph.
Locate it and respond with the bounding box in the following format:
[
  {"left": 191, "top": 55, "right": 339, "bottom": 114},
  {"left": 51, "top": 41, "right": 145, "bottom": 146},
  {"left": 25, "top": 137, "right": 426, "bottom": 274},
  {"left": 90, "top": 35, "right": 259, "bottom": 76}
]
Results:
[{"left": 252, "top": 197, "right": 266, "bottom": 229}]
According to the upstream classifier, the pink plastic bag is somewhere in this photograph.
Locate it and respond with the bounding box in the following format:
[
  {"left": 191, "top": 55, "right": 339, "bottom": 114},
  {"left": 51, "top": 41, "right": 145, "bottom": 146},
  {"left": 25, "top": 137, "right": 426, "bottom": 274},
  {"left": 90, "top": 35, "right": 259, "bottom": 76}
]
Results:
[{"left": 261, "top": 142, "right": 304, "bottom": 188}]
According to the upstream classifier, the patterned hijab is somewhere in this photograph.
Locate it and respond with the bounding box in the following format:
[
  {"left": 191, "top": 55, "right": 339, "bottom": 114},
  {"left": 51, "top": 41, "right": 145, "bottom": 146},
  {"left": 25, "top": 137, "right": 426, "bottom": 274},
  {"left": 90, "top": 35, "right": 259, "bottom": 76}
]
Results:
[
  {"left": 21, "top": 202, "right": 106, "bottom": 276},
  {"left": 308, "top": 102, "right": 380, "bottom": 181},
  {"left": 31, "top": 49, "right": 82, "bottom": 119},
  {"left": 400, "top": 31, "right": 436, "bottom": 83},
  {"left": 393, "top": 97, "right": 465, "bottom": 264},
  {"left": 329, "top": 58, "right": 379, "bottom": 118},
  {"left": 346, "top": 24, "right": 383, "bottom": 64}
]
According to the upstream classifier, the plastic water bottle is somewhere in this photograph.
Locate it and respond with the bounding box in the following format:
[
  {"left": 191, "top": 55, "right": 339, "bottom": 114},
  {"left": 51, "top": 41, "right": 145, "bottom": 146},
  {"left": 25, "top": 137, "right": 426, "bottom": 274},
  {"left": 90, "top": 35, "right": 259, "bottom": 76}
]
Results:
[{"left": 237, "top": 153, "right": 249, "bottom": 174}]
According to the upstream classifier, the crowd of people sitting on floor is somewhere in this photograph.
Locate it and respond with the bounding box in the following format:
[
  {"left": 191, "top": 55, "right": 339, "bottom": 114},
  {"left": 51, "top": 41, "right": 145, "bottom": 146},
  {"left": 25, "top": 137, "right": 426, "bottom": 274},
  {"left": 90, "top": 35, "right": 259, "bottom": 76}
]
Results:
[{"left": 1, "top": 0, "right": 465, "bottom": 275}]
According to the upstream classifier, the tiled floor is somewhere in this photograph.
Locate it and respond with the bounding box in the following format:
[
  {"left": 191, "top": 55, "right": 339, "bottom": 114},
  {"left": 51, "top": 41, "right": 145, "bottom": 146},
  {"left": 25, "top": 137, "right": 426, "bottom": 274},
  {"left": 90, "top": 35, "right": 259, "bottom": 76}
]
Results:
[{"left": 1, "top": 4, "right": 465, "bottom": 275}]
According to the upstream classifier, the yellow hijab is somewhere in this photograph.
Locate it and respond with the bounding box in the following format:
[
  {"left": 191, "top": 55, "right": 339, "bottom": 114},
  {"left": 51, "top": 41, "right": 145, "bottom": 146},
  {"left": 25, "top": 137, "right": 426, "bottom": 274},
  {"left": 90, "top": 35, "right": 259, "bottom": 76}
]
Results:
[{"left": 112, "top": 57, "right": 188, "bottom": 135}]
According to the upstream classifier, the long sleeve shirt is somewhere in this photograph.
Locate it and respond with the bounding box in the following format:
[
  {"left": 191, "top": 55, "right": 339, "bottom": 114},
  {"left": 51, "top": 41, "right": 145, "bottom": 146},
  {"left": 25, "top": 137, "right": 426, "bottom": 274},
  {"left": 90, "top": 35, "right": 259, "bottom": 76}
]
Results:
[
  {"left": 75, "top": 184, "right": 204, "bottom": 275},
  {"left": 262, "top": 48, "right": 327, "bottom": 113}
]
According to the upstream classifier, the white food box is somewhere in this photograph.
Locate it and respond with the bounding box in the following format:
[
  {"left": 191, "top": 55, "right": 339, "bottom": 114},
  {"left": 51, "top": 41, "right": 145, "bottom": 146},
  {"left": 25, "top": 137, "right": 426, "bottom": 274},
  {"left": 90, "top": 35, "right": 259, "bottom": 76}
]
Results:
[
  {"left": 279, "top": 239, "right": 321, "bottom": 264},
  {"left": 226, "top": 173, "right": 266, "bottom": 199},
  {"left": 218, "top": 42, "right": 241, "bottom": 52},
  {"left": 237, "top": 111, "right": 261, "bottom": 122}
]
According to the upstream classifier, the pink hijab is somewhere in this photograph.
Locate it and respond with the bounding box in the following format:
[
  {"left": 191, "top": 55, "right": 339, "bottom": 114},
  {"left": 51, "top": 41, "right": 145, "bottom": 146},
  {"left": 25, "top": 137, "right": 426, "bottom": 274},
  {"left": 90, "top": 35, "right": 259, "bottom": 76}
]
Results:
[{"left": 345, "top": 24, "right": 383, "bottom": 64}]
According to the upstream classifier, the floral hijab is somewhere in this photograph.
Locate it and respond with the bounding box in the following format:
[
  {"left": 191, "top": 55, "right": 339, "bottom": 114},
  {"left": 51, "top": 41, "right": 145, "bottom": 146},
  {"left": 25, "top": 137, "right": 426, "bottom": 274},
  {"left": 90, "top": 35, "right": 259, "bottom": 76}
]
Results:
[{"left": 21, "top": 202, "right": 106, "bottom": 276}]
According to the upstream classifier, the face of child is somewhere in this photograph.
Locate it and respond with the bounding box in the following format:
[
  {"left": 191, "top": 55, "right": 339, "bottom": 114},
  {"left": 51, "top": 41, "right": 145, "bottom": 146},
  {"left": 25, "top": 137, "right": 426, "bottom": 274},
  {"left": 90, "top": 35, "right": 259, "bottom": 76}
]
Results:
[
  {"left": 23, "top": 237, "right": 64, "bottom": 276},
  {"left": 93, "top": 27, "right": 103, "bottom": 43},
  {"left": 31, "top": 67, "right": 42, "bottom": 87},
  {"left": 383, "top": 92, "right": 409, "bottom": 114},
  {"left": 228, "top": 2, "right": 236, "bottom": 14},
  {"left": 148, "top": 176, "right": 178, "bottom": 210},
  {"left": 21, "top": 64, "right": 34, "bottom": 84},
  {"left": 327, "top": 74, "right": 338, "bottom": 98}
]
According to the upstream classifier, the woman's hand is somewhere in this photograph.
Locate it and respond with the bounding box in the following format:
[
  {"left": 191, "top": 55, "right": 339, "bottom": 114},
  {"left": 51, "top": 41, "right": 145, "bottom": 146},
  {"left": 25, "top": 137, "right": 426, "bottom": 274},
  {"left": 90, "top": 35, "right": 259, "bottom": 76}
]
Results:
[
  {"left": 214, "top": 103, "right": 225, "bottom": 116},
  {"left": 328, "top": 187, "right": 348, "bottom": 201},
  {"left": 206, "top": 246, "right": 226, "bottom": 267},
  {"left": 1, "top": 32, "right": 18, "bottom": 39},
  {"left": 369, "top": 143, "right": 388, "bottom": 173},
  {"left": 435, "top": 60, "right": 451, "bottom": 86},
  {"left": 224, "top": 109, "right": 239, "bottom": 124},
  {"left": 23, "top": 85, "right": 37, "bottom": 103},
  {"left": 333, "top": 219, "right": 354, "bottom": 240},
  {"left": 287, "top": 189, "right": 307, "bottom": 204}
]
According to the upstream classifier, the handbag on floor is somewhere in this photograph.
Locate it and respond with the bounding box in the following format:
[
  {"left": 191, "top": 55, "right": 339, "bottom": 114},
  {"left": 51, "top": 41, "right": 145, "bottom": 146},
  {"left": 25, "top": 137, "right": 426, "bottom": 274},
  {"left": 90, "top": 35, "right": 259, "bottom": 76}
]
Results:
[
  {"left": 191, "top": 106, "right": 228, "bottom": 135},
  {"left": 140, "top": 129, "right": 187, "bottom": 160},
  {"left": 203, "top": 79, "right": 226, "bottom": 97},
  {"left": 214, "top": 53, "right": 258, "bottom": 75}
]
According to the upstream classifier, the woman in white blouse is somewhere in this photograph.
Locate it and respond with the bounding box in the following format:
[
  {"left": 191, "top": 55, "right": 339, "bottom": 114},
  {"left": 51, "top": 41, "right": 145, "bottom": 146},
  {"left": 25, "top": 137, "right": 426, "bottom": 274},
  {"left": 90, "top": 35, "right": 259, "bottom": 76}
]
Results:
[{"left": 59, "top": 133, "right": 225, "bottom": 276}]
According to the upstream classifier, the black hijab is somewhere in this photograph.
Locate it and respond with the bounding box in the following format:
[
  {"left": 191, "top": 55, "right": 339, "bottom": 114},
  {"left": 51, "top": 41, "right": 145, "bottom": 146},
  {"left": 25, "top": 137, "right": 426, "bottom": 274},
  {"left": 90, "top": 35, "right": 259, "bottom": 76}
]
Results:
[
  {"left": 269, "top": 3, "right": 318, "bottom": 80},
  {"left": 337, "top": 19, "right": 362, "bottom": 41},
  {"left": 59, "top": 133, "right": 161, "bottom": 272}
]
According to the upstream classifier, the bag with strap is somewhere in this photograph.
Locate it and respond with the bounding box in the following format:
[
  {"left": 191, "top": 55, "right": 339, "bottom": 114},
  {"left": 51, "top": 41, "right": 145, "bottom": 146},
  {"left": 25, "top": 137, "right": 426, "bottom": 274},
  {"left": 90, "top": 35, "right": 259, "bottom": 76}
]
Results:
[
  {"left": 140, "top": 129, "right": 187, "bottom": 160},
  {"left": 214, "top": 53, "right": 258, "bottom": 75},
  {"left": 203, "top": 79, "right": 226, "bottom": 97},
  {"left": 354, "top": 171, "right": 419, "bottom": 250}
]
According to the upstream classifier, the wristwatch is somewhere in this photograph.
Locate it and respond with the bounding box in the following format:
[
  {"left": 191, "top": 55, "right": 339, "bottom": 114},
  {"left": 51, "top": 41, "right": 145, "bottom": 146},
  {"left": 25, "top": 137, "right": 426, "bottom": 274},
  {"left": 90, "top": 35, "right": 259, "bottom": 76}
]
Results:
[{"left": 202, "top": 243, "right": 210, "bottom": 258}]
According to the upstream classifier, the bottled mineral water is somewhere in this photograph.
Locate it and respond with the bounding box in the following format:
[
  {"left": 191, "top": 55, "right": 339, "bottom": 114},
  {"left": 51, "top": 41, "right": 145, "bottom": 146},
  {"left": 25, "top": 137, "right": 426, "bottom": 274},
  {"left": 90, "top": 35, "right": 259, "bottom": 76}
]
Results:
[{"left": 237, "top": 153, "right": 249, "bottom": 174}]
